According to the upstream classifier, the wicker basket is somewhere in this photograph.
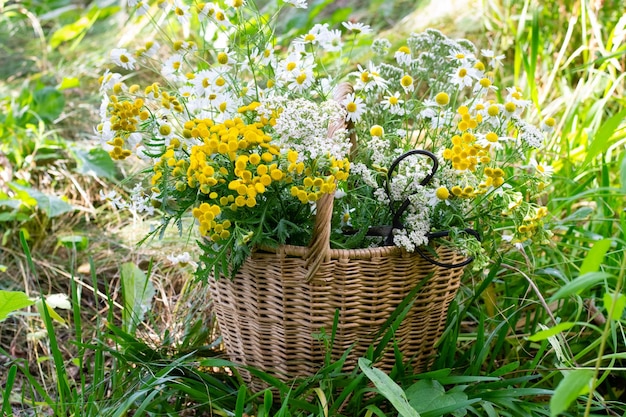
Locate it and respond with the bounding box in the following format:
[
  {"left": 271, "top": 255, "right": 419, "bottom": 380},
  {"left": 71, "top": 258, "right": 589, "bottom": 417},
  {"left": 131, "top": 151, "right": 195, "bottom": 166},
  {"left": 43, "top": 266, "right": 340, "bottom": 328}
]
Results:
[
  {"left": 208, "top": 195, "right": 466, "bottom": 387},
  {"left": 207, "top": 83, "right": 467, "bottom": 387}
]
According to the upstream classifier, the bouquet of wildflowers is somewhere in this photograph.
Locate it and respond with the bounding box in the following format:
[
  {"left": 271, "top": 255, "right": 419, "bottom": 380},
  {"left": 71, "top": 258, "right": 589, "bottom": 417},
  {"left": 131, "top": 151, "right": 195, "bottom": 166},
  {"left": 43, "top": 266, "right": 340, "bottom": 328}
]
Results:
[{"left": 96, "top": 0, "right": 554, "bottom": 279}]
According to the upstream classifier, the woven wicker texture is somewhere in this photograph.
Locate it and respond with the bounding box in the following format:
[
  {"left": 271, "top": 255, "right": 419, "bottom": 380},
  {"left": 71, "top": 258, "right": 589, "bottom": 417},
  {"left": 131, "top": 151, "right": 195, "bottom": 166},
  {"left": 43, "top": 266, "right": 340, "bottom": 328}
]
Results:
[
  {"left": 209, "top": 241, "right": 464, "bottom": 386},
  {"left": 207, "top": 83, "right": 465, "bottom": 387}
]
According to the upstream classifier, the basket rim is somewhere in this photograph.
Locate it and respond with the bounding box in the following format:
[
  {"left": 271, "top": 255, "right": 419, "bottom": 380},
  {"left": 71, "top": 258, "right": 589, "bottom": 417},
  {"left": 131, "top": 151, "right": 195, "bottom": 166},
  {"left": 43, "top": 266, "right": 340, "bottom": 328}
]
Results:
[{"left": 255, "top": 243, "right": 459, "bottom": 261}]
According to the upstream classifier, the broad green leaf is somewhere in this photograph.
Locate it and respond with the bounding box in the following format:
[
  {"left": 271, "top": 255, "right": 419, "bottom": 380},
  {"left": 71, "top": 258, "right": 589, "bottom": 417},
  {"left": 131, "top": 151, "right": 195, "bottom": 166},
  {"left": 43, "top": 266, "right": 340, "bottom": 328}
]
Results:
[
  {"left": 9, "top": 183, "right": 74, "bottom": 218},
  {"left": 358, "top": 358, "right": 420, "bottom": 417},
  {"left": 549, "top": 272, "right": 615, "bottom": 301},
  {"left": 71, "top": 147, "right": 119, "bottom": 181},
  {"left": 57, "top": 77, "right": 80, "bottom": 90},
  {"left": 49, "top": 16, "right": 92, "bottom": 49},
  {"left": 550, "top": 370, "right": 593, "bottom": 417},
  {"left": 32, "top": 86, "right": 65, "bottom": 123},
  {"left": 583, "top": 108, "right": 626, "bottom": 166},
  {"left": 603, "top": 292, "right": 626, "bottom": 321},
  {"left": 406, "top": 379, "right": 471, "bottom": 416},
  {"left": 58, "top": 235, "right": 89, "bottom": 251},
  {"left": 0, "top": 290, "right": 35, "bottom": 321},
  {"left": 579, "top": 238, "right": 612, "bottom": 275},
  {"left": 528, "top": 322, "right": 576, "bottom": 342},
  {"left": 121, "top": 262, "right": 155, "bottom": 333}
]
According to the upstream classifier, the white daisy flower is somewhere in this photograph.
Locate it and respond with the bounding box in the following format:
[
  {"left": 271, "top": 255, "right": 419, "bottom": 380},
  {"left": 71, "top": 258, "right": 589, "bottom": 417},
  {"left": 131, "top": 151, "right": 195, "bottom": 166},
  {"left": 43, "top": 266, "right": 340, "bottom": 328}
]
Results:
[
  {"left": 481, "top": 49, "right": 506, "bottom": 67},
  {"left": 528, "top": 158, "right": 554, "bottom": 178},
  {"left": 341, "top": 21, "right": 372, "bottom": 35},
  {"left": 283, "top": 0, "right": 308, "bottom": 8},
  {"left": 110, "top": 48, "right": 136, "bottom": 70},
  {"left": 342, "top": 93, "right": 366, "bottom": 123},
  {"left": 381, "top": 92, "right": 405, "bottom": 115}
]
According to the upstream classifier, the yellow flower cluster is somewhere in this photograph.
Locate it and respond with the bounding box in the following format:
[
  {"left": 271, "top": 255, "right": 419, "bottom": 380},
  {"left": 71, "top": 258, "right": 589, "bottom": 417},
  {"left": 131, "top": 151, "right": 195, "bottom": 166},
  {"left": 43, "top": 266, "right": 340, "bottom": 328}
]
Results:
[
  {"left": 103, "top": 94, "right": 146, "bottom": 160},
  {"left": 289, "top": 156, "right": 350, "bottom": 203},
  {"left": 148, "top": 105, "right": 351, "bottom": 240},
  {"left": 516, "top": 206, "right": 549, "bottom": 242},
  {"left": 482, "top": 167, "right": 506, "bottom": 188},
  {"left": 151, "top": 138, "right": 189, "bottom": 194}
]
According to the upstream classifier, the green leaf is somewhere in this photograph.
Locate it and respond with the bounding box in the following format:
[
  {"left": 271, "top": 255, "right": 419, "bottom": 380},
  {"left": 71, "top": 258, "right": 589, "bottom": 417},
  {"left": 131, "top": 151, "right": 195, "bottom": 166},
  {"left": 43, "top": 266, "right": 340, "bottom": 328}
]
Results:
[
  {"left": 549, "top": 272, "right": 615, "bottom": 301},
  {"left": 35, "top": 299, "right": 66, "bottom": 325},
  {"left": 121, "top": 262, "right": 155, "bottom": 334},
  {"left": 583, "top": 108, "right": 626, "bottom": 166},
  {"left": 57, "top": 77, "right": 80, "bottom": 90},
  {"left": 603, "top": 292, "right": 626, "bottom": 321},
  {"left": 9, "top": 183, "right": 74, "bottom": 218},
  {"left": 528, "top": 322, "right": 576, "bottom": 342},
  {"left": 580, "top": 238, "right": 612, "bottom": 275},
  {"left": 58, "top": 235, "right": 89, "bottom": 251},
  {"left": 32, "top": 86, "right": 65, "bottom": 123},
  {"left": 49, "top": 16, "right": 92, "bottom": 49},
  {"left": 358, "top": 358, "right": 421, "bottom": 417},
  {"left": 0, "top": 290, "right": 35, "bottom": 321},
  {"left": 550, "top": 370, "right": 593, "bottom": 417},
  {"left": 406, "top": 380, "right": 471, "bottom": 416},
  {"left": 71, "top": 147, "right": 119, "bottom": 181}
]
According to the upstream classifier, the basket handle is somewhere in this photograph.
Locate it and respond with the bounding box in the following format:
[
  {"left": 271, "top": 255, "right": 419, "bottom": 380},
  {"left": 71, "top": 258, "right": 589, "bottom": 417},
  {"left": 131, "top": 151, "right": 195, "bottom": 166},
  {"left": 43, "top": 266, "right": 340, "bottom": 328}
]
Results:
[{"left": 303, "top": 83, "right": 353, "bottom": 282}]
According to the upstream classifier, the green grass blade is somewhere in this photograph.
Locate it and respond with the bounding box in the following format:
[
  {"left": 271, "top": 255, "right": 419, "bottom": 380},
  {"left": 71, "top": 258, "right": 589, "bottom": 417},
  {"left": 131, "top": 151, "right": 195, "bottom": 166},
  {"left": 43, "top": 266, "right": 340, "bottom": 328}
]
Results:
[{"left": 2, "top": 364, "right": 18, "bottom": 416}]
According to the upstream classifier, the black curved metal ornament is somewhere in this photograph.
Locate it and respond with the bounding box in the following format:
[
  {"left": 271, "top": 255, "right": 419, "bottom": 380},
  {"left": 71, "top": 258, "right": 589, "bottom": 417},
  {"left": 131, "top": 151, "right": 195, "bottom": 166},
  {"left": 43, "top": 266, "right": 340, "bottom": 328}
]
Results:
[{"left": 381, "top": 149, "right": 480, "bottom": 269}]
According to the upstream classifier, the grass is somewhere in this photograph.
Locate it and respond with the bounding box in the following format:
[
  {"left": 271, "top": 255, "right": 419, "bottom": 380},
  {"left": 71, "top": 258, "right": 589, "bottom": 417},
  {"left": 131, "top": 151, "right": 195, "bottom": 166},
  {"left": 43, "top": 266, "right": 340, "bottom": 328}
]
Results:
[{"left": 1, "top": 0, "right": 626, "bottom": 415}]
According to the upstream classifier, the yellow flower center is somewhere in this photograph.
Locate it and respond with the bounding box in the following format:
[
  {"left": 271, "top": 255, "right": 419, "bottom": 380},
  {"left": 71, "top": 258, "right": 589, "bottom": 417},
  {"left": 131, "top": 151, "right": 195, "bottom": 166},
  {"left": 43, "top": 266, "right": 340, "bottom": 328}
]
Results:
[
  {"left": 487, "top": 105, "right": 499, "bottom": 116},
  {"left": 400, "top": 75, "right": 413, "bottom": 87},
  {"left": 486, "top": 132, "right": 498, "bottom": 143},
  {"left": 370, "top": 125, "right": 384, "bottom": 137},
  {"left": 346, "top": 102, "right": 357, "bottom": 113},
  {"left": 217, "top": 52, "right": 229, "bottom": 65},
  {"left": 296, "top": 73, "right": 307, "bottom": 84},
  {"left": 435, "top": 187, "right": 450, "bottom": 200},
  {"left": 435, "top": 92, "right": 449, "bottom": 106}
]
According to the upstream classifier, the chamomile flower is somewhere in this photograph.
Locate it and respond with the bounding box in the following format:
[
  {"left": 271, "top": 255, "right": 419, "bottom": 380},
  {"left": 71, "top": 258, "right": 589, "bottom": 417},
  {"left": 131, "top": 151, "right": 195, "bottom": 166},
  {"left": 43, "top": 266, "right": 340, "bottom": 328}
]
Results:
[
  {"left": 134, "top": 1, "right": 150, "bottom": 16},
  {"left": 110, "top": 48, "right": 136, "bottom": 70},
  {"left": 540, "top": 117, "right": 557, "bottom": 133},
  {"left": 352, "top": 63, "right": 387, "bottom": 92},
  {"left": 481, "top": 49, "right": 506, "bottom": 67},
  {"left": 381, "top": 92, "right": 405, "bottom": 115},
  {"left": 283, "top": 0, "right": 308, "bottom": 8},
  {"left": 99, "top": 190, "right": 127, "bottom": 210},
  {"left": 394, "top": 46, "right": 412, "bottom": 66},
  {"left": 167, "top": 252, "right": 198, "bottom": 268},
  {"left": 287, "top": 68, "right": 315, "bottom": 93},
  {"left": 172, "top": 0, "right": 191, "bottom": 25},
  {"left": 319, "top": 28, "right": 342, "bottom": 52},
  {"left": 226, "top": 0, "right": 245, "bottom": 8},
  {"left": 215, "top": 48, "right": 236, "bottom": 67},
  {"left": 342, "top": 93, "right": 366, "bottom": 123},
  {"left": 341, "top": 21, "right": 372, "bottom": 35},
  {"left": 161, "top": 53, "right": 185, "bottom": 81},
  {"left": 477, "top": 131, "right": 508, "bottom": 150},
  {"left": 449, "top": 64, "right": 477, "bottom": 88},
  {"left": 528, "top": 158, "right": 554, "bottom": 178}
]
